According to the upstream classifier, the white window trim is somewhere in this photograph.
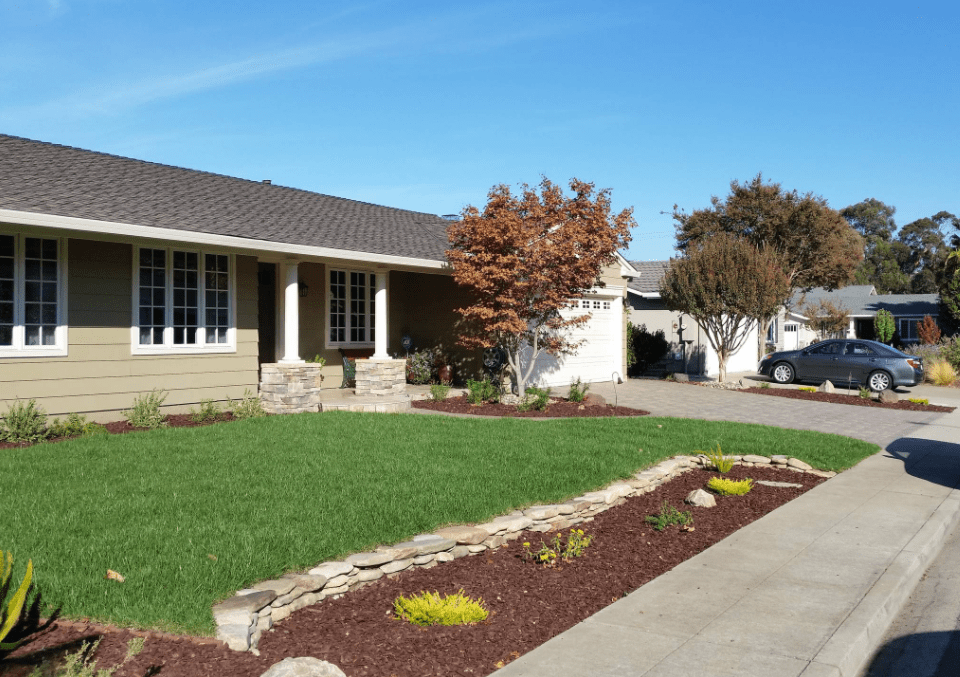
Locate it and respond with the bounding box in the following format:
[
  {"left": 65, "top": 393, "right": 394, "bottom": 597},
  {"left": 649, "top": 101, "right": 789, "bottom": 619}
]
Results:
[
  {"left": 130, "top": 247, "right": 237, "bottom": 355},
  {"left": 325, "top": 267, "right": 378, "bottom": 349},
  {"left": 0, "top": 232, "right": 69, "bottom": 358},
  {"left": 898, "top": 317, "right": 922, "bottom": 341}
]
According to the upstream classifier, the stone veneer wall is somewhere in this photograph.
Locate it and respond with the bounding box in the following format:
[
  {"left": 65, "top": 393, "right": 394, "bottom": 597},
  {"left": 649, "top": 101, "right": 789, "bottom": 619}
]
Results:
[
  {"left": 354, "top": 359, "right": 405, "bottom": 396},
  {"left": 213, "top": 453, "right": 836, "bottom": 652},
  {"left": 259, "top": 364, "right": 325, "bottom": 414}
]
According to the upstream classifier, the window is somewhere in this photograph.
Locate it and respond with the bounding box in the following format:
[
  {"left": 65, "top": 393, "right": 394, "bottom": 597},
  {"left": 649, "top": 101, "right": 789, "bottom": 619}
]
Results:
[
  {"left": 328, "top": 269, "right": 376, "bottom": 345},
  {"left": 766, "top": 319, "right": 778, "bottom": 343},
  {"left": 808, "top": 341, "right": 841, "bottom": 355},
  {"left": 899, "top": 318, "right": 919, "bottom": 342},
  {"left": 0, "top": 233, "right": 67, "bottom": 356},
  {"left": 133, "top": 247, "right": 234, "bottom": 352},
  {"left": 845, "top": 342, "right": 877, "bottom": 356}
]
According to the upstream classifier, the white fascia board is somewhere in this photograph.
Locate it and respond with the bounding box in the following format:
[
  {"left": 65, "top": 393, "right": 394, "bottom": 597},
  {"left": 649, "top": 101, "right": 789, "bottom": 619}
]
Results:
[
  {"left": 626, "top": 288, "right": 661, "bottom": 299},
  {"left": 615, "top": 252, "right": 639, "bottom": 277},
  {"left": 0, "top": 208, "right": 448, "bottom": 271}
]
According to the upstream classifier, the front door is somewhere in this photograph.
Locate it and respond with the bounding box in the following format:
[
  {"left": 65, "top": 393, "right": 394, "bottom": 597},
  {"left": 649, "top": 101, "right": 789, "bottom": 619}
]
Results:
[{"left": 257, "top": 263, "right": 277, "bottom": 372}]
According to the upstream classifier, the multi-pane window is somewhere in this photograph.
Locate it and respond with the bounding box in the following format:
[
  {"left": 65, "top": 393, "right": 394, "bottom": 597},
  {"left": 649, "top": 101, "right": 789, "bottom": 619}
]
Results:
[
  {"left": 329, "top": 269, "right": 376, "bottom": 345},
  {"left": 899, "top": 318, "right": 918, "bottom": 342},
  {"left": 0, "top": 233, "right": 64, "bottom": 353},
  {"left": 136, "top": 248, "right": 232, "bottom": 350}
]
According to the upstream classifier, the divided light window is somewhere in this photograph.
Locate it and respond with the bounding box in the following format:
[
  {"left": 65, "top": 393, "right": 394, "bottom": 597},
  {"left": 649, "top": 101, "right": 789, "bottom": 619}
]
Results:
[
  {"left": 136, "top": 248, "right": 232, "bottom": 350},
  {"left": 328, "top": 269, "right": 376, "bottom": 345},
  {"left": 0, "top": 233, "right": 64, "bottom": 353}
]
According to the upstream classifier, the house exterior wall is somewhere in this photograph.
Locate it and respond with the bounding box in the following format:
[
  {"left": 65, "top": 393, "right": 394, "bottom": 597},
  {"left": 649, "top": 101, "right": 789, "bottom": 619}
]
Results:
[{"left": 0, "top": 237, "right": 259, "bottom": 422}]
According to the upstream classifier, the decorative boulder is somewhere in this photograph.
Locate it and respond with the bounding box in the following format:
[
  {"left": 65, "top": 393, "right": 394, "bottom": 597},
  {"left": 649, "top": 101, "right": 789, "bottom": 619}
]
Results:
[
  {"left": 583, "top": 393, "right": 607, "bottom": 407},
  {"left": 818, "top": 380, "right": 836, "bottom": 394},
  {"left": 673, "top": 373, "right": 690, "bottom": 383},
  {"left": 685, "top": 489, "right": 716, "bottom": 508},
  {"left": 260, "top": 657, "right": 347, "bottom": 677},
  {"left": 880, "top": 390, "right": 899, "bottom": 404}
]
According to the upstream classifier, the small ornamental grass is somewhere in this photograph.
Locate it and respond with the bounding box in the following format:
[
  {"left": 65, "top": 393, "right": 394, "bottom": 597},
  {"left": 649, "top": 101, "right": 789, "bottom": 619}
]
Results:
[
  {"left": 466, "top": 379, "right": 500, "bottom": 405},
  {"left": 927, "top": 361, "right": 957, "bottom": 387},
  {"left": 123, "top": 390, "right": 168, "bottom": 429},
  {"left": 517, "top": 386, "right": 551, "bottom": 412},
  {"left": 522, "top": 529, "right": 593, "bottom": 566},
  {"left": 798, "top": 386, "right": 817, "bottom": 393},
  {"left": 859, "top": 387, "right": 872, "bottom": 399},
  {"left": 393, "top": 589, "right": 488, "bottom": 627},
  {"left": 645, "top": 502, "right": 693, "bottom": 532},
  {"left": 48, "top": 413, "right": 107, "bottom": 440},
  {"left": 908, "top": 398, "right": 930, "bottom": 406},
  {"left": 700, "top": 442, "right": 734, "bottom": 473},
  {"left": 190, "top": 399, "right": 222, "bottom": 424},
  {"left": 32, "top": 636, "right": 145, "bottom": 677},
  {"left": 758, "top": 381, "right": 771, "bottom": 389},
  {"left": 707, "top": 477, "right": 754, "bottom": 496}
]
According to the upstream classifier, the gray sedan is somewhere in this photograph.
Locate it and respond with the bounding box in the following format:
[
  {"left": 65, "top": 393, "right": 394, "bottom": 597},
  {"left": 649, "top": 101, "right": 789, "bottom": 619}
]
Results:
[{"left": 758, "top": 339, "right": 924, "bottom": 391}]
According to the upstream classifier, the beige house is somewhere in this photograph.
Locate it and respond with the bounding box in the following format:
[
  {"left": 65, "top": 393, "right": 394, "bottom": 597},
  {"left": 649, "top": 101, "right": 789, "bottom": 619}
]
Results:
[{"left": 0, "top": 135, "right": 633, "bottom": 420}]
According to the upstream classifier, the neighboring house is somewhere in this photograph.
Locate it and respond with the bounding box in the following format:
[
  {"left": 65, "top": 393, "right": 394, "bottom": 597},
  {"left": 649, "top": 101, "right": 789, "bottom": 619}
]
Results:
[
  {"left": 768, "top": 285, "right": 940, "bottom": 350},
  {"left": 626, "top": 260, "right": 759, "bottom": 378},
  {"left": 0, "top": 134, "right": 633, "bottom": 419}
]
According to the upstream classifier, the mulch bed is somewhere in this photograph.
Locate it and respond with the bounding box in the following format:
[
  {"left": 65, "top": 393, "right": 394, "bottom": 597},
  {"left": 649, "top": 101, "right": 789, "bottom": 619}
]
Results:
[
  {"left": 740, "top": 387, "right": 955, "bottom": 412},
  {"left": 4, "top": 464, "right": 823, "bottom": 677},
  {"left": 412, "top": 395, "right": 650, "bottom": 417},
  {"left": 0, "top": 414, "right": 237, "bottom": 450}
]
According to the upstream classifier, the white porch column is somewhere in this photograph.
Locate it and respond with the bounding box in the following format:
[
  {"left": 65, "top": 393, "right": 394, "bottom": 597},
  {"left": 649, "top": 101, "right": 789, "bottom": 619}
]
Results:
[
  {"left": 372, "top": 271, "right": 390, "bottom": 359},
  {"left": 280, "top": 262, "right": 303, "bottom": 363}
]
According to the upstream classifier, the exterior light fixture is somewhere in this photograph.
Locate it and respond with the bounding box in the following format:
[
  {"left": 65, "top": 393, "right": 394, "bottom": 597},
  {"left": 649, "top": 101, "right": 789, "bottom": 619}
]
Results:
[{"left": 298, "top": 278, "right": 308, "bottom": 298}]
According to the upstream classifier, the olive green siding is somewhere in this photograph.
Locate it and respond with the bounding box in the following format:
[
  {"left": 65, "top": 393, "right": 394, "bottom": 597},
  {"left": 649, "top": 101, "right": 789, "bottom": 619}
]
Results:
[{"left": 0, "top": 238, "right": 259, "bottom": 422}]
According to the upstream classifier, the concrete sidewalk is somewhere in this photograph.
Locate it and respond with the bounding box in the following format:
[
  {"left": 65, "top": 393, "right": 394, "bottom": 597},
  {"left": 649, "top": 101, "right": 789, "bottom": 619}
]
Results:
[{"left": 493, "top": 381, "right": 960, "bottom": 677}]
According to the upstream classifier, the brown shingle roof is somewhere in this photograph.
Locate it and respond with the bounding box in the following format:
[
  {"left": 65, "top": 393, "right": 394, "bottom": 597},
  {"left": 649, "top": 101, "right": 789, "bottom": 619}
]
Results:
[{"left": 0, "top": 134, "right": 452, "bottom": 262}]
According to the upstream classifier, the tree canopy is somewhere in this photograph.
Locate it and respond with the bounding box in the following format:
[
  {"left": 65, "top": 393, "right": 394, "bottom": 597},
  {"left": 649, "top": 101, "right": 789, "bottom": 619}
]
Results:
[
  {"left": 660, "top": 233, "right": 789, "bottom": 382},
  {"left": 446, "top": 177, "right": 634, "bottom": 395}
]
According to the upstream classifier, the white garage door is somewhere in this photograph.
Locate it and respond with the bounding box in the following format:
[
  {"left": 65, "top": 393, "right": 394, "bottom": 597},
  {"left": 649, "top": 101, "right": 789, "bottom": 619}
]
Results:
[{"left": 522, "top": 296, "right": 622, "bottom": 389}]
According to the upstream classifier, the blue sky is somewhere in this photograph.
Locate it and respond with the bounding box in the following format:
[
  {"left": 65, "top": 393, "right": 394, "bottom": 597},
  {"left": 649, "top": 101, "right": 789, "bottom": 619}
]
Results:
[{"left": 2, "top": 0, "right": 957, "bottom": 262}]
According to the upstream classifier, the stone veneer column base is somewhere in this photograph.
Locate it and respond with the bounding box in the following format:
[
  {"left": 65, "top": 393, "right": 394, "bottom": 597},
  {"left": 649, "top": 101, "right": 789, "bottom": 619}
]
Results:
[
  {"left": 354, "top": 359, "right": 407, "bottom": 397},
  {"left": 259, "top": 363, "right": 324, "bottom": 414}
]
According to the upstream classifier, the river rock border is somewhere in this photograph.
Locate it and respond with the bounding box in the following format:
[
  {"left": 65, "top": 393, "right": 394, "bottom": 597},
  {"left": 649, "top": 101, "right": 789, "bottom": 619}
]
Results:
[{"left": 213, "top": 454, "right": 836, "bottom": 652}]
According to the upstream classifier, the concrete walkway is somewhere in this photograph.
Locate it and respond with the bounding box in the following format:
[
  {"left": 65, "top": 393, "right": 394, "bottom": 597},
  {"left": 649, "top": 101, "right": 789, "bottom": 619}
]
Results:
[{"left": 493, "top": 378, "right": 960, "bottom": 677}]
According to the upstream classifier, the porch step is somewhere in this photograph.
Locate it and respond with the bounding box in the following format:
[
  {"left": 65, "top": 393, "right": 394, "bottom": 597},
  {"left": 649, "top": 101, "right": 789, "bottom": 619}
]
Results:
[{"left": 320, "top": 394, "right": 412, "bottom": 413}]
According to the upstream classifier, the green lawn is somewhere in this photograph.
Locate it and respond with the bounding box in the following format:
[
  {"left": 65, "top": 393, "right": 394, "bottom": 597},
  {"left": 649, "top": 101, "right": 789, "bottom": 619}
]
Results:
[{"left": 0, "top": 412, "right": 878, "bottom": 634}]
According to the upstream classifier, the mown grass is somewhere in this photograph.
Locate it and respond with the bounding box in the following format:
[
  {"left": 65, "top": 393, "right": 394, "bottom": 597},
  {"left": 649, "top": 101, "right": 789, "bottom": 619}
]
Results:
[{"left": 0, "top": 412, "right": 878, "bottom": 634}]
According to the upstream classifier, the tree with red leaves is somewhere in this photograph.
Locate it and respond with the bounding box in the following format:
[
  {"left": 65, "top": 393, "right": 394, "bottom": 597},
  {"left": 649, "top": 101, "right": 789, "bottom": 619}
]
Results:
[{"left": 446, "top": 178, "right": 634, "bottom": 395}]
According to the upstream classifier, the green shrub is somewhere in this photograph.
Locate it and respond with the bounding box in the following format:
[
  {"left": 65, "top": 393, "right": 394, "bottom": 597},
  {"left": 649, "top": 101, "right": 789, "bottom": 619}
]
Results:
[
  {"left": 466, "top": 379, "right": 499, "bottom": 405},
  {"left": 707, "top": 477, "right": 754, "bottom": 496},
  {"left": 229, "top": 389, "right": 266, "bottom": 420},
  {"left": 393, "top": 589, "right": 488, "bottom": 627},
  {"left": 908, "top": 398, "right": 930, "bottom": 406},
  {"left": 305, "top": 355, "right": 326, "bottom": 366},
  {"left": 875, "top": 309, "right": 895, "bottom": 344},
  {"left": 645, "top": 502, "right": 693, "bottom": 532},
  {"left": 0, "top": 399, "right": 49, "bottom": 444},
  {"left": 700, "top": 442, "right": 733, "bottom": 473},
  {"left": 567, "top": 378, "right": 589, "bottom": 403},
  {"left": 628, "top": 323, "right": 670, "bottom": 376},
  {"left": 47, "top": 413, "right": 106, "bottom": 439},
  {"left": 0, "top": 551, "right": 61, "bottom": 660},
  {"left": 941, "top": 336, "right": 960, "bottom": 371},
  {"left": 406, "top": 349, "right": 436, "bottom": 385},
  {"left": 522, "top": 529, "right": 593, "bottom": 566},
  {"left": 190, "top": 399, "right": 222, "bottom": 424},
  {"left": 517, "top": 386, "right": 550, "bottom": 412},
  {"left": 429, "top": 384, "right": 451, "bottom": 401},
  {"left": 758, "top": 381, "right": 770, "bottom": 389},
  {"left": 123, "top": 390, "right": 168, "bottom": 429}
]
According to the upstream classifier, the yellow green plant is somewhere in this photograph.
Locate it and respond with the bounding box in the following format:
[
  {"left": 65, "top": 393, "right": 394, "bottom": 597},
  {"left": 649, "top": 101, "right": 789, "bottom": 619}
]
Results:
[
  {"left": 700, "top": 442, "right": 734, "bottom": 473},
  {"left": 522, "top": 528, "right": 593, "bottom": 566},
  {"left": 393, "top": 589, "right": 488, "bottom": 627},
  {"left": 707, "top": 477, "right": 754, "bottom": 496},
  {"left": 927, "top": 360, "right": 957, "bottom": 387},
  {"left": 799, "top": 386, "right": 817, "bottom": 392},
  {"left": 907, "top": 398, "right": 930, "bottom": 406},
  {"left": 1, "top": 551, "right": 60, "bottom": 659}
]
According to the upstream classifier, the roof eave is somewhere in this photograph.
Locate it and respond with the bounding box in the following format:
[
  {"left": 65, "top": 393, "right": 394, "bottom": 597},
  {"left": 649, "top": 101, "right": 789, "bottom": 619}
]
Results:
[{"left": 0, "top": 208, "right": 449, "bottom": 271}]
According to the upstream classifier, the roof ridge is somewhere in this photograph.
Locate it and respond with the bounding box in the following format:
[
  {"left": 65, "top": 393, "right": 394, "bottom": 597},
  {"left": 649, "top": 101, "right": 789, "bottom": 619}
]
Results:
[{"left": 0, "top": 133, "right": 447, "bottom": 220}]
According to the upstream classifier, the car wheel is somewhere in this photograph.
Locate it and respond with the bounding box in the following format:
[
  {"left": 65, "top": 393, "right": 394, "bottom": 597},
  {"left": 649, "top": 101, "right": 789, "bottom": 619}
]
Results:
[
  {"left": 868, "top": 370, "right": 892, "bottom": 392},
  {"left": 772, "top": 362, "right": 794, "bottom": 384}
]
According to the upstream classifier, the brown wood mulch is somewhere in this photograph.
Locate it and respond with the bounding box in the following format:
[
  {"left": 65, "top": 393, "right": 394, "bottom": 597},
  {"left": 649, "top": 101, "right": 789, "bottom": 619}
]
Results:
[
  {"left": 4, "top": 465, "right": 823, "bottom": 677},
  {"left": 740, "top": 386, "right": 955, "bottom": 412},
  {"left": 411, "top": 395, "right": 650, "bottom": 417}
]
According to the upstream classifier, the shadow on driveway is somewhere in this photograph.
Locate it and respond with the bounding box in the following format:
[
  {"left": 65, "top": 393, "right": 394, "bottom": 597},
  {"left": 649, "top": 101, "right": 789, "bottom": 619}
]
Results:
[{"left": 883, "top": 437, "right": 960, "bottom": 491}]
